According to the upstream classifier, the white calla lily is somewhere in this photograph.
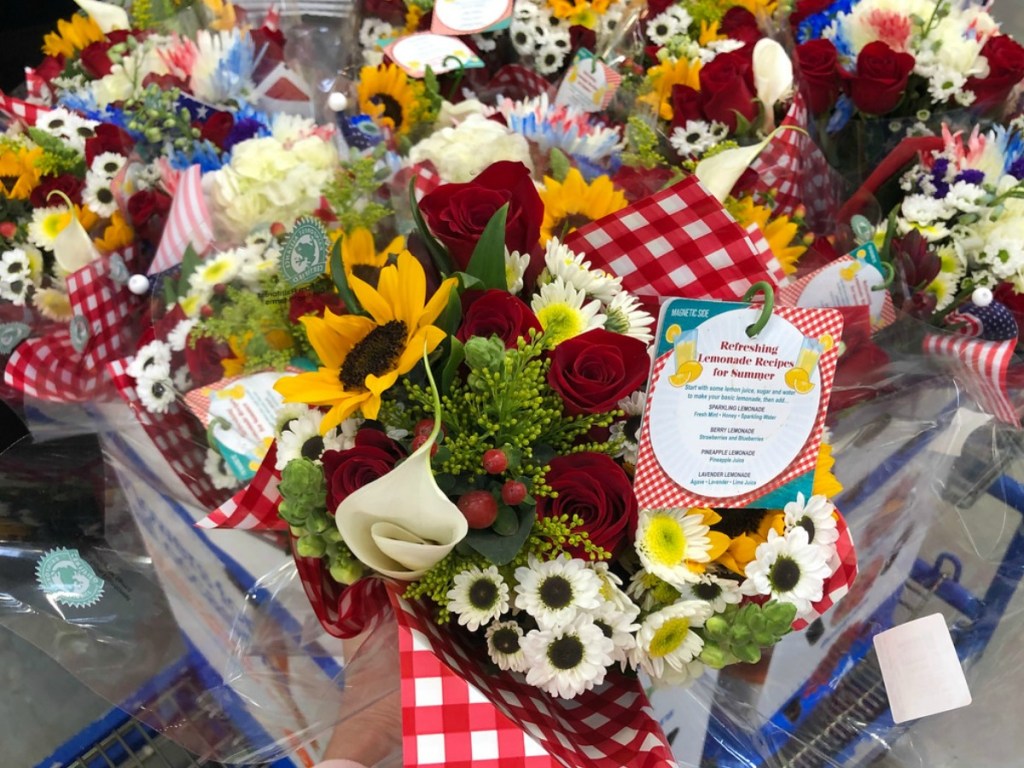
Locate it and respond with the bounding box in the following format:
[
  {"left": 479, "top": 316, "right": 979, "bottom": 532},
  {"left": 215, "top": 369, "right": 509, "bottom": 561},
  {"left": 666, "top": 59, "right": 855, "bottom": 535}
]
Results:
[
  {"left": 695, "top": 126, "right": 804, "bottom": 203},
  {"left": 48, "top": 193, "right": 100, "bottom": 274},
  {"left": 335, "top": 351, "right": 467, "bottom": 581},
  {"left": 75, "top": 0, "right": 130, "bottom": 33},
  {"left": 753, "top": 39, "right": 793, "bottom": 132}
]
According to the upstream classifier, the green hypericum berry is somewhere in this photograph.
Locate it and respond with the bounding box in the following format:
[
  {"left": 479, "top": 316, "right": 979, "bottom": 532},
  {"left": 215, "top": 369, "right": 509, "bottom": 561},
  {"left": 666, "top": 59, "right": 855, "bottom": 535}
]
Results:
[
  {"left": 296, "top": 535, "right": 327, "bottom": 559},
  {"left": 330, "top": 559, "right": 363, "bottom": 585}
]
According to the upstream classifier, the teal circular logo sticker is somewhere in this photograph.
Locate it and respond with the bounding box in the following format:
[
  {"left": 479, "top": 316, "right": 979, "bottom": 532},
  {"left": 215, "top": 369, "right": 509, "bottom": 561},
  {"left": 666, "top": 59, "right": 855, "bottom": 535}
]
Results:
[
  {"left": 36, "top": 548, "right": 105, "bottom": 608},
  {"left": 280, "top": 217, "right": 330, "bottom": 287}
]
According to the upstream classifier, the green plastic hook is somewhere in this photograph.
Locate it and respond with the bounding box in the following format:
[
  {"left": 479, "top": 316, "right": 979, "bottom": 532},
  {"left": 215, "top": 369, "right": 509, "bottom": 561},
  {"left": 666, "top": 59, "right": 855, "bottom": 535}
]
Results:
[{"left": 741, "top": 281, "right": 775, "bottom": 338}]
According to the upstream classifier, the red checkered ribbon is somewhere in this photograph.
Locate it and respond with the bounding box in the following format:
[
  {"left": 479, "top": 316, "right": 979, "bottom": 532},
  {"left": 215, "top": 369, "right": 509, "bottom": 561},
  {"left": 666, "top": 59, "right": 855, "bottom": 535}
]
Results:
[
  {"left": 792, "top": 511, "right": 858, "bottom": 630},
  {"left": 743, "top": 222, "right": 786, "bottom": 286},
  {"left": 4, "top": 248, "right": 143, "bottom": 402},
  {"left": 149, "top": 164, "right": 215, "bottom": 275},
  {"left": 922, "top": 333, "right": 1019, "bottom": 426},
  {"left": 487, "top": 65, "right": 556, "bottom": 101},
  {"left": 564, "top": 176, "right": 783, "bottom": 310},
  {"left": 0, "top": 90, "right": 50, "bottom": 127},
  {"left": 389, "top": 588, "right": 676, "bottom": 768},
  {"left": 24, "top": 66, "right": 51, "bottom": 102},
  {"left": 197, "top": 444, "right": 287, "bottom": 530},
  {"left": 108, "top": 357, "right": 226, "bottom": 509},
  {"left": 633, "top": 305, "right": 844, "bottom": 510}
]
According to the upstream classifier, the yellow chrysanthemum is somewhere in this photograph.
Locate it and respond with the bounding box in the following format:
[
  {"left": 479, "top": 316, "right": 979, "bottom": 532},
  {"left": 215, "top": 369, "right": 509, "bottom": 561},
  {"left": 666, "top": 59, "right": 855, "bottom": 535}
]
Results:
[
  {"left": 639, "top": 57, "right": 703, "bottom": 122},
  {"left": 94, "top": 212, "right": 134, "bottom": 254},
  {"left": 727, "top": 196, "right": 807, "bottom": 275},
  {"left": 713, "top": 510, "right": 784, "bottom": 577},
  {"left": 404, "top": 4, "right": 424, "bottom": 33},
  {"left": 539, "top": 168, "right": 628, "bottom": 244},
  {"left": 728, "top": 0, "right": 779, "bottom": 20},
  {"left": 0, "top": 145, "right": 44, "bottom": 200},
  {"left": 547, "top": 0, "right": 611, "bottom": 26},
  {"left": 698, "top": 20, "right": 725, "bottom": 46},
  {"left": 42, "top": 13, "right": 104, "bottom": 59},
  {"left": 33, "top": 287, "right": 73, "bottom": 321},
  {"left": 812, "top": 442, "right": 843, "bottom": 499},
  {"left": 275, "top": 252, "right": 457, "bottom": 434},
  {"left": 337, "top": 227, "right": 408, "bottom": 287},
  {"left": 357, "top": 64, "right": 422, "bottom": 137},
  {"left": 201, "top": 0, "right": 237, "bottom": 31}
]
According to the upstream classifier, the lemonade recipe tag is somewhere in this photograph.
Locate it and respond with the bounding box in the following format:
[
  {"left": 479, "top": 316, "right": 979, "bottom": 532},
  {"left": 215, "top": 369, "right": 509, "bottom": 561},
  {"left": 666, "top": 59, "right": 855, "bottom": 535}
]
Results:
[
  {"left": 633, "top": 298, "right": 844, "bottom": 509},
  {"left": 385, "top": 33, "right": 485, "bottom": 79},
  {"left": 431, "top": 0, "right": 513, "bottom": 35}
]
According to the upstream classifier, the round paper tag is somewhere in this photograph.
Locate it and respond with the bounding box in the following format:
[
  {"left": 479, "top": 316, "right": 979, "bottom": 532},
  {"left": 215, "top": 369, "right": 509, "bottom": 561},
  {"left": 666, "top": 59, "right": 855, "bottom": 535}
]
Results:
[
  {"left": 797, "top": 260, "right": 886, "bottom": 327},
  {"left": 433, "top": 0, "right": 509, "bottom": 34}
]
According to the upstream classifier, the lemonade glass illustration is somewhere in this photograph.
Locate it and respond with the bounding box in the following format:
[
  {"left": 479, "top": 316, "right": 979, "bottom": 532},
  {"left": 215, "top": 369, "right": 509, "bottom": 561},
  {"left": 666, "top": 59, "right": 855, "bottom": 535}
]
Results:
[
  {"left": 666, "top": 325, "right": 703, "bottom": 387},
  {"left": 785, "top": 336, "right": 824, "bottom": 394}
]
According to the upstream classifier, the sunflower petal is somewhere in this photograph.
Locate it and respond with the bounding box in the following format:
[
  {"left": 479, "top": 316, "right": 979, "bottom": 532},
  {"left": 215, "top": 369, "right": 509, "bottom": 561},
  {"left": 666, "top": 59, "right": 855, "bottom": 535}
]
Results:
[
  {"left": 305, "top": 313, "right": 374, "bottom": 368},
  {"left": 274, "top": 369, "right": 344, "bottom": 405},
  {"left": 395, "top": 325, "right": 446, "bottom": 375},
  {"left": 386, "top": 252, "right": 426, "bottom": 327},
  {"left": 349, "top": 271, "right": 394, "bottom": 324},
  {"left": 419, "top": 276, "right": 458, "bottom": 330},
  {"left": 360, "top": 370, "right": 400, "bottom": 419}
]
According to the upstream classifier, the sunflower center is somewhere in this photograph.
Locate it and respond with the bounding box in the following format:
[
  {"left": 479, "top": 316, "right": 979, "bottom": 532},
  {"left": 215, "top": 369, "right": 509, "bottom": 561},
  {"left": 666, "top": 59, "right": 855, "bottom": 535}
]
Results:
[
  {"left": 547, "top": 635, "right": 584, "bottom": 670},
  {"left": 370, "top": 93, "right": 405, "bottom": 130},
  {"left": 339, "top": 319, "right": 408, "bottom": 390},
  {"left": 552, "top": 213, "right": 594, "bottom": 238},
  {"left": 770, "top": 556, "right": 802, "bottom": 593},
  {"left": 301, "top": 435, "right": 325, "bottom": 461},
  {"left": 714, "top": 509, "right": 769, "bottom": 538},
  {"left": 538, "top": 575, "right": 573, "bottom": 610},
  {"left": 693, "top": 580, "right": 723, "bottom": 601},
  {"left": 492, "top": 627, "right": 521, "bottom": 655},
  {"left": 535, "top": 304, "right": 583, "bottom": 347},
  {"left": 469, "top": 578, "right": 499, "bottom": 609},
  {"left": 649, "top": 617, "right": 690, "bottom": 658},
  {"left": 798, "top": 517, "right": 816, "bottom": 544},
  {"left": 644, "top": 517, "right": 686, "bottom": 566}
]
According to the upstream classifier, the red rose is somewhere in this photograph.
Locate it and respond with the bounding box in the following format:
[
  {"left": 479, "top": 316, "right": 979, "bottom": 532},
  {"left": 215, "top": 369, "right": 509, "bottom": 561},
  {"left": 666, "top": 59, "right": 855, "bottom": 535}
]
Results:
[
  {"left": 30, "top": 174, "right": 84, "bottom": 208},
  {"left": 456, "top": 289, "right": 541, "bottom": 348},
  {"left": 966, "top": 35, "right": 1024, "bottom": 111},
  {"left": 699, "top": 48, "right": 758, "bottom": 131},
  {"left": 288, "top": 288, "right": 347, "bottom": 325},
  {"left": 85, "top": 123, "right": 135, "bottom": 166},
  {"left": 185, "top": 334, "right": 231, "bottom": 387},
  {"left": 79, "top": 40, "right": 116, "bottom": 79},
  {"left": 845, "top": 41, "right": 915, "bottom": 115},
  {"left": 548, "top": 329, "right": 650, "bottom": 414},
  {"left": 670, "top": 84, "right": 704, "bottom": 129},
  {"left": 30, "top": 55, "right": 65, "bottom": 86},
  {"left": 127, "top": 189, "right": 172, "bottom": 245},
  {"left": 796, "top": 39, "right": 843, "bottom": 115},
  {"left": 321, "top": 429, "right": 406, "bottom": 510},
  {"left": 720, "top": 7, "right": 763, "bottom": 47},
  {"left": 537, "top": 453, "right": 637, "bottom": 556},
  {"left": 419, "top": 161, "right": 543, "bottom": 272},
  {"left": 790, "top": 0, "right": 835, "bottom": 27},
  {"left": 199, "top": 111, "right": 235, "bottom": 150}
]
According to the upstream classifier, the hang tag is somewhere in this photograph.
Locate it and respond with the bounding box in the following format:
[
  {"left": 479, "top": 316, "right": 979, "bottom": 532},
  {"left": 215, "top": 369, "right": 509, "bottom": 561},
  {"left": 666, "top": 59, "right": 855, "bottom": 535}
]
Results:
[
  {"left": 778, "top": 243, "right": 895, "bottom": 331},
  {"left": 280, "top": 216, "right": 329, "bottom": 286},
  {"left": 873, "top": 613, "right": 972, "bottom": 723},
  {"left": 385, "top": 33, "right": 485, "bottom": 79},
  {"left": 555, "top": 50, "right": 622, "bottom": 113},
  {"left": 430, "top": 0, "right": 512, "bottom": 35},
  {"left": 633, "top": 298, "right": 843, "bottom": 509}
]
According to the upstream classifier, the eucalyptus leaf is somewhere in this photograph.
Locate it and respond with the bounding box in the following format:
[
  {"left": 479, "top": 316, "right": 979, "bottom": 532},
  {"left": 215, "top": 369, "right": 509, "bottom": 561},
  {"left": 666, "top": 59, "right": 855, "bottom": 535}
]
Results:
[
  {"left": 464, "top": 507, "right": 536, "bottom": 565},
  {"left": 465, "top": 203, "right": 508, "bottom": 290}
]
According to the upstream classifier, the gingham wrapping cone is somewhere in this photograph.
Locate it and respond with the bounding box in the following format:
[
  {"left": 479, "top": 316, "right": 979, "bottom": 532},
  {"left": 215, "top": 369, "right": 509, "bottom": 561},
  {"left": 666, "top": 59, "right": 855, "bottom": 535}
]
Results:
[
  {"left": 389, "top": 589, "right": 677, "bottom": 768},
  {"left": 4, "top": 248, "right": 143, "bottom": 402},
  {"left": 564, "top": 176, "right": 782, "bottom": 310},
  {"left": 792, "top": 512, "right": 858, "bottom": 631},
  {"left": 108, "top": 357, "right": 226, "bottom": 510},
  {"left": 0, "top": 90, "right": 50, "bottom": 127},
  {"left": 487, "top": 65, "right": 555, "bottom": 101},
  {"left": 196, "top": 443, "right": 288, "bottom": 530}
]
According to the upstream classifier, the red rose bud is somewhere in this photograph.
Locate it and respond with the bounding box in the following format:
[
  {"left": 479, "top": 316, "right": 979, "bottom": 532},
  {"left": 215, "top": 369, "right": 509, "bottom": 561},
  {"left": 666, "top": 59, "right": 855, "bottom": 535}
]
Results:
[
  {"left": 30, "top": 174, "right": 84, "bottom": 208},
  {"left": 698, "top": 48, "right": 759, "bottom": 132},
  {"left": 288, "top": 288, "right": 346, "bottom": 325},
  {"left": 411, "top": 434, "right": 439, "bottom": 456},
  {"left": 845, "top": 41, "right": 915, "bottom": 116},
  {"left": 501, "top": 480, "right": 527, "bottom": 506},
  {"left": 795, "top": 39, "right": 843, "bottom": 116},
  {"left": 548, "top": 328, "right": 650, "bottom": 415},
  {"left": 184, "top": 334, "right": 231, "bottom": 387},
  {"left": 669, "top": 84, "right": 704, "bottom": 130},
  {"left": 322, "top": 430, "right": 406, "bottom": 510},
  {"left": 537, "top": 453, "right": 637, "bottom": 556},
  {"left": 78, "top": 40, "right": 116, "bottom": 79},
  {"left": 199, "top": 111, "right": 235, "bottom": 150},
  {"left": 457, "top": 490, "right": 499, "bottom": 529},
  {"left": 31, "top": 55, "right": 65, "bottom": 85},
  {"left": 965, "top": 35, "right": 1024, "bottom": 111},
  {"left": 456, "top": 289, "right": 541, "bottom": 348},
  {"left": 482, "top": 449, "right": 508, "bottom": 474},
  {"left": 720, "top": 7, "right": 763, "bottom": 47},
  {"left": 413, "top": 418, "right": 437, "bottom": 438}
]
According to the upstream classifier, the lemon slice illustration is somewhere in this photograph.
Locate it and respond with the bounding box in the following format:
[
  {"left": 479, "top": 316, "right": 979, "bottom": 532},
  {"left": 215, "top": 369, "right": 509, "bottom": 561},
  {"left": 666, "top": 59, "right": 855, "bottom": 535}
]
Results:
[
  {"left": 665, "top": 323, "right": 682, "bottom": 343},
  {"left": 670, "top": 360, "right": 703, "bottom": 387},
  {"left": 784, "top": 367, "right": 815, "bottom": 394},
  {"left": 818, "top": 333, "right": 834, "bottom": 352}
]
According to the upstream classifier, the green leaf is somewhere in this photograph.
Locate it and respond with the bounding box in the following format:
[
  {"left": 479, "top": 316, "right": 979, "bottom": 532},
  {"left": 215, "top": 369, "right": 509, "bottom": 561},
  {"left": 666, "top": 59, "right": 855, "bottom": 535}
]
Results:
[
  {"left": 177, "top": 245, "right": 202, "bottom": 296},
  {"left": 464, "top": 508, "right": 536, "bottom": 565},
  {"left": 328, "top": 236, "right": 363, "bottom": 314},
  {"left": 455, "top": 271, "right": 484, "bottom": 291},
  {"left": 549, "top": 148, "right": 571, "bottom": 182},
  {"left": 438, "top": 279, "right": 464, "bottom": 336},
  {"left": 492, "top": 503, "right": 519, "bottom": 536},
  {"left": 440, "top": 336, "right": 465, "bottom": 395},
  {"left": 163, "top": 274, "right": 178, "bottom": 306},
  {"left": 409, "top": 176, "right": 454, "bottom": 276},
  {"left": 464, "top": 203, "right": 508, "bottom": 290}
]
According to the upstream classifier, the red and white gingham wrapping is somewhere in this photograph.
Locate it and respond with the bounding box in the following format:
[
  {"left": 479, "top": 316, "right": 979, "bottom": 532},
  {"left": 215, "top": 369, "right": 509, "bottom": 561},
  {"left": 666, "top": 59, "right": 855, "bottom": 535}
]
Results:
[
  {"left": 4, "top": 248, "right": 143, "bottom": 402},
  {"left": 777, "top": 255, "right": 897, "bottom": 330},
  {"left": 108, "top": 357, "right": 226, "bottom": 510},
  {"left": 744, "top": 222, "right": 787, "bottom": 286},
  {"left": 564, "top": 176, "right": 782, "bottom": 309},
  {"left": 197, "top": 443, "right": 287, "bottom": 530},
  {"left": 390, "top": 589, "right": 676, "bottom": 768},
  {"left": 149, "top": 164, "right": 215, "bottom": 275},
  {"left": 923, "top": 333, "right": 1019, "bottom": 427},
  {"left": 633, "top": 305, "right": 844, "bottom": 510},
  {"left": 792, "top": 511, "right": 858, "bottom": 630},
  {"left": 395, "top": 160, "right": 441, "bottom": 202},
  {"left": 486, "top": 65, "right": 555, "bottom": 101},
  {"left": 24, "top": 66, "right": 51, "bottom": 102},
  {"left": 0, "top": 91, "right": 50, "bottom": 126}
]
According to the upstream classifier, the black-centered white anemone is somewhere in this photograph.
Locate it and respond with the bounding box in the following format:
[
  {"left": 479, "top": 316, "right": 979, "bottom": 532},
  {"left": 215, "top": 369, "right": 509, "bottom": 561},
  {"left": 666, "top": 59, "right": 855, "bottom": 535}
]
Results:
[
  {"left": 448, "top": 565, "right": 510, "bottom": 632},
  {"left": 276, "top": 407, "right": 345, "bottom": 468},
  {"left": 514, "top": 556, "right": 602, "bottom": 630},
  {"left": 521, "top": 617, "right": 614, "bottom": 699},
  {"left": 783, "top": 493, "right": 839, "bottom": 550},
  {"left": 485, "top": 619, "right": 527, "bottom": 672},
  {"left": 136, "top": 374, "right": 175, "bottom": 414},
  {"left": 743, "top": 528, "right": 833, "bottom": 616},
  {"left": 681, "top": 572, "right": 743, "bottom": 614},
  {"left": 126, "top": 340, "right": 172, "bottom": 381}
]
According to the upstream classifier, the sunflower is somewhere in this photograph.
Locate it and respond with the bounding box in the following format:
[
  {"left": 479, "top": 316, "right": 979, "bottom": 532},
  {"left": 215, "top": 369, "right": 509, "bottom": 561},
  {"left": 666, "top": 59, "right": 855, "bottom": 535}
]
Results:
[
  {"left": 337, "top": 227, "right": 409, "bottom": 288},
  {"left": 94, "top": 212, "right": 134, "bottom": 254},
  {"left": 729, "top": 0, "right": 779, "bottom": 19},
  {"left": 42, "top": 13, "right": 105, "bottom": 59},
  {"left": 0, "top": 145, "right": 44, "bottom": 200},
  {"left": 638, "top": 57, "right": 703, "bottom": 122},
  {"left": 727, "top": 196, "right": 807, "bottom": 275},
  {"left": 547, "top": 0, "right": 611, "bottom": 27},
  {"left": 357, "top": 64, "right": 422, "bottom": 137},
  {"left": 275, "top": 252, "right": 457, "bottom": 434},
  {"left": 539, "top": 168, "right": 628, "bottom": 244},
  {"left": 813, "top": 442, "right": 843, "bottom": 499}
]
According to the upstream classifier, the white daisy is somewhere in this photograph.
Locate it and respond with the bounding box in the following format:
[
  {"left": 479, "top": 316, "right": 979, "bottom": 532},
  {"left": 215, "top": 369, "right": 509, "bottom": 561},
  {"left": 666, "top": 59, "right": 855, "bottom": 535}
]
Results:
[
  {"left": 513, "top": 555, "right": 603, "bottom": 630},
  {"left": 337, "top": 417, "right": 361, "bottom": 451},
  {"left": 635, "top": 508, "right": 714, "bottom": 587},
  {"left": 530, "top": 279, "right": 606, "bottom": 346},
  {"left": 900, "top": 194, "right": 953, "bottom": 226},
  {"left": 670, "top": 120, "right": 726, "bottom": 158},
  {"left": 486, "top": 619, "right": 527, "bottom": 672},
  {"left": 0, "top": 275, "right": 30, "bottom": 304},
  {"left": 520, "top": 617, "right": 614, "bottom": 698},
  {"left": 543, "top": 238, "right": 622, "bottom": 304},
  {"left": 189, "top": 252, "right": 241, "bottom": 291},
  {"left": 275, "top": 407, "right": 344, "bottom": 469},
  {"left": 83, "top": 171, "right": 119, "bottom": 217},
  {"left": 1, "top": 248, "right": 29, "bottom": 279},
  {"left": 136, "top": 373, "right": 176, "bottom": 414},
  {"left": 535, "top": 40, "right": 568, "bottom": 76},
  {"left": 743, "top": 528, "right": 833, "bottom": 616},
  {"left": 591, "top": 560, "right": 636, "bottom": 616},
  {"left": 647, "top": 7, "right": 692, "bottom": 47},
  {"left": 945, "top": 181, "right": 987, "bottom": 215},
  {"left": 505, "top": 247, "right": 530, "bottom": 294},
  {"left": 680, "top": 572, "right": 743, "bottom": 614},
  {"left": 172, "top": 366, "right": 193, "bottom": 393},
  {"left": 783, "top": 493, "right": 839, "bottom": 551},
  {"left": 36, "top": 108, "right": 96, "bottom": 154},
  {"left": 648, "top": 657, "right": 705, "bottom": 688},
  {"left": 27, "top": 206, "right": 73, "bottom": 250},
  {"left": 91, "top": 151, "right": 127, "bottom": 180},
  {"left": 359, "top": 18, "right": 396, "bottom": 50},
  {"left": 593, "top": 599, "right": 640, "bottom": 667},
  {"left": 447, "top": 565, "right": 511, "bottom": 632},
  {"left": 636, "top": 600, "right": 711, "bottom": 680},
  {"left": 166, "top": 318, "right": 198, "bottom": 352},
  {"left": 472, "top": 33, "right": 498, "bottom": 53},
  {"left": 204, "top": 447, "right": 241, "bottom": 490},
  {"left": 603, "top": 291, "right": 655, "bottom": 344},
  {"left": 127, "top": 340, "right": 172, "bottom": 381}
]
